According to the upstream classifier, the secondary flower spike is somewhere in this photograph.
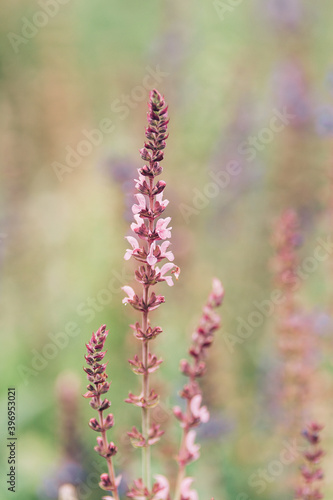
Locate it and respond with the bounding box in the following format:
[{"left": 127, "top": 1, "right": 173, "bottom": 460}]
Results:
[
  {"left": 174, "top": 278, "right": 224, "bottom": 500},
  {"left": 295, "top": 422, "right": 325, "bottom": 500},
  {"left": 122, "top": 89, "right": 179, "bottom": 490},
  {"left": 83, "top": 325, "right": 121, "bottom": 499}
]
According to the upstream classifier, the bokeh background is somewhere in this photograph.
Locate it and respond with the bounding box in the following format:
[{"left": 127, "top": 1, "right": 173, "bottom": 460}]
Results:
[{"left": 1, "top": 0, "right": 333, "bottom": 499}]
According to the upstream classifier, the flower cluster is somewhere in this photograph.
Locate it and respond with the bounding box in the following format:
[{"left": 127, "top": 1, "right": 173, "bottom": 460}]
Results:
[
  {"left": 122, "top": 89, "right": 179, "bottom": 491},
  {"left": 83, "top": 325, "right": 121, "bottom": 499},
  {"left": 173, "top": 279, "right": 224, "bottom": 500},
  {"left": 81, "top": 90, "right": 224, "bottom": 500},
  {"left": 295, "top": 422, "right": 325, "bottom": 500}
]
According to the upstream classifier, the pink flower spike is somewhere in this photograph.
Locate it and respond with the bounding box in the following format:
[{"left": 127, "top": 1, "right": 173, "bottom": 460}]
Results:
[
  {"left": 156, "top": 217, "right": 172, "bottom": 239},
  {"left": 132, "top": 193, "right": 146, "bottom": 214},
  {"left": 122, "top": 286, "right": 136, "bottom": 304},
  {"left": 180, "top": 477, "right": 199, "bottom": 500},
  {"left": 147, "top": 243, "right": 157, "bottom": 266},
  {"left": 185, "top": 430, "right": 200, "bottom": 461},
  {"left": 124, "top": 236, "right": 140, "bottom": 260},
  {"left": 153, "top": 475, "right": 170, "bottom": 500},
  {"left": 190, "top": 394, "right": 210, "bottom": 423},
  {"left": 160, "top": 241, "right": 174, "bottom": 261}
]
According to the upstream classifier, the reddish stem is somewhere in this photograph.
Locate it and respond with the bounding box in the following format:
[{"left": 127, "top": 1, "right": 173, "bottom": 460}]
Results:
[{"left": 97, "top": 397, "right": 119, "bottom": 500}]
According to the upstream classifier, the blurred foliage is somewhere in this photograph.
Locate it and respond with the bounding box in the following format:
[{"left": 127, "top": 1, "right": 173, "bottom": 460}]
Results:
[{"left": 1, "top": 0, "right": 333, "bottom": 499}]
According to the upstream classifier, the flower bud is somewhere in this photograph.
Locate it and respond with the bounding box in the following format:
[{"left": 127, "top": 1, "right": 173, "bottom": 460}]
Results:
[
  {"left": 104, "top": 413, "right": 114, "bottom": 430},
  {"left": 99, "top": 473, "right": 113, "bottom": 491},
  {"left": 89, "top": 418, "right": 102, "bottom": 432},
  {"left": 106, "top": 442, "right": 117, "bottom": 457}
]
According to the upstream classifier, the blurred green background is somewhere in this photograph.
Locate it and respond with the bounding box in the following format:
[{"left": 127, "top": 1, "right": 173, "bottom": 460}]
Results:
[{"left": 1, "top": 0, "right": 333, "bottom": 499}]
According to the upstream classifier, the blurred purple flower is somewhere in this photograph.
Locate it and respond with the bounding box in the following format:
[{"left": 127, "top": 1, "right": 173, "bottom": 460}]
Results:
[
  {"left": 272, "top": 61, "right": 312, "bottom": 127},
  {"left": 312, "top": 311, "right": 333, "bottom": 338},
  {"left": 38, "top": 461, "right": 84, "bottom": 499},
  {"left": 315, "top": 106, "right": 333, "bottom": 136},
  {"left": 266, "top": 0, "right": 304, "bottom": 30},
  {"left": 102, "top": 157, "right": 137, "bottom": 221},
  {"left": 196, "top": 412, "right": 234, "bottom": 440}
]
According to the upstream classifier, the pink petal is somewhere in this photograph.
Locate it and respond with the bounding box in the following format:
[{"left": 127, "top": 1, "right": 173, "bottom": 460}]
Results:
[
  {"left": 165, "top": 251, "right": 174, "bottom": 261},
  {"left": 186, "top": 430, "right": 200, "bottom": 456},
  {"left": 160, "top": 241, "right": 171, "bottom": 252},
  {"left": 156, "top": 217, "right": 172, "bottom": 239},
  {"left": 125, "top": 236, "right": 139, "bottom": 249},
  {"left": 124, "top": 236, "right": 140, "bottom": 261},
  {"left": 121, "top": 286, "right": 135, "bottom": 303},
  {"left": 158, "top": 241, "right": 174, "bottom": 261},
  {"left": 154, "top": 474, "right": 169, "bottom": 500},
  {"left": 147, "top": 244, "right": 157, "bottom": 266},
  {"left": 190, "top": 394, "right": 202, "bottom": 416},
  {"left": 160, "top": 262, "right": 175, "bottom": 276},
  {"left": 132, "top": 194, "right": 146, "bottom": 214},
  {"left": 124, "top": 249, "right": 133, "bottom": 261},
  {"left": 189, "top": 394, "right": 209, "bottom": 422},
  {"left": 164, "top": 276, "right": 174, "bottom": 286},
  {"left": 180, "top": 478, "right": 198, "bottom": 500},
  {"left": 156, "top": 193, "right": 163, "bottom": 204},
  {"left": 180, "top": 477, "right": 193, "bottom": 496},
  {"left": 134, "top": 170, "right": 145, "bottom": 188},
  {"left": 131, "top": 214, "right": 143, "bottom": 231},
  {"left": 200, "top": 406, "right": 210, "bottom": 423}
]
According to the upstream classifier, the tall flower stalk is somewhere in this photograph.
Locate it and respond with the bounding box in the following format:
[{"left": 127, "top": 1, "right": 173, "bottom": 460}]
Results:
[
  {"left": 173, "top": 279, "right": 224, "bottom": 500},
  {"left": 83, "top": 325, "right": 121, "bottom": 499},
  {"left": 271, "top": 209, "right": 313, "bottom": 432},
  {"left": 122, "top": 89, "right": 179, "bottom": 490}
]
